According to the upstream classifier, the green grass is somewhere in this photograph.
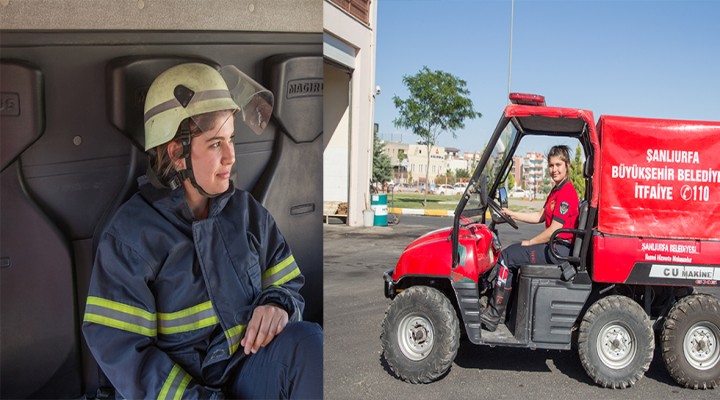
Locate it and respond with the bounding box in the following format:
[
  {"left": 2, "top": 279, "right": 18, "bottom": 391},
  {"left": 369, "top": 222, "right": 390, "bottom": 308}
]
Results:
[
  {"left": 387, "top": 193, "right": 460, "bottom": 210},
  {"left": 386, "top": 193, "right": 542, "bottom": 212}
]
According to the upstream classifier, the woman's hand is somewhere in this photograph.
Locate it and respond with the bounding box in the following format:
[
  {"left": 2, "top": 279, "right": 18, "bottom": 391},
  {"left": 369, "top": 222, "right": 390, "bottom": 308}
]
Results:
[
  {"left": 501, "top": 208, "right": 513, "bottom": 218},
  {"left": 241, "top": 303, "right": 289, "bottom": 355}
]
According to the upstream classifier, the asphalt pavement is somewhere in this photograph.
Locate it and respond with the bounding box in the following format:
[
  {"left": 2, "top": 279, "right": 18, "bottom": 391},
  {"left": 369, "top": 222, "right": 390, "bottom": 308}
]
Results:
[{"left": 323, "top": 215, "right": 718, "bottom": 400}]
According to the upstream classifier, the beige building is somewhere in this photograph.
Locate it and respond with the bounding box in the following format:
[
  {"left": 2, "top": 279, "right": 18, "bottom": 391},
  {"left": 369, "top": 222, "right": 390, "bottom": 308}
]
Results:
[
  {"left": 523, "top": 152, "right": 547, "bottom": 197},
  {"left": 384, "top": 141, "right": 449, "bottom": 186}
]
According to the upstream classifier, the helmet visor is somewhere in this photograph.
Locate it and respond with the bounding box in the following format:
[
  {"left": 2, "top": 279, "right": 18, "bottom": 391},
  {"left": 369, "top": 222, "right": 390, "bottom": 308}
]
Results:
[
  {"left": 183, "top": 65, "right": 274, "bottom": 137},
  {"left": 219, "top": 65, "right": 274, "bottom": 135}
]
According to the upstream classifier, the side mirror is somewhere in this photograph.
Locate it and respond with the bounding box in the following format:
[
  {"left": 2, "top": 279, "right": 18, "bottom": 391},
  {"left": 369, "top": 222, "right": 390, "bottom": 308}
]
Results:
[
  {"left": 479, "top": 175, "right": 488, "bottom": 208},
  {"left": 498, "top": 187, "right": 508, "bottom": 208}
]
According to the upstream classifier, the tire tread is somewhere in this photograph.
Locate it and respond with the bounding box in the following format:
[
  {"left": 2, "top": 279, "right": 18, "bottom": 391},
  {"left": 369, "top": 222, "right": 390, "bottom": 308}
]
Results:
[{"left": 381, "top": 286, "right": 460, "bottom": 383}]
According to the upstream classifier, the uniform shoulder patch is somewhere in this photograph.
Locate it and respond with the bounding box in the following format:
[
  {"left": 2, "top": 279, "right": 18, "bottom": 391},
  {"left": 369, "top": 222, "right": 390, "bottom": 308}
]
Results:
[{"left": 559, "top": 201, "right": 569, "bottom": 215}]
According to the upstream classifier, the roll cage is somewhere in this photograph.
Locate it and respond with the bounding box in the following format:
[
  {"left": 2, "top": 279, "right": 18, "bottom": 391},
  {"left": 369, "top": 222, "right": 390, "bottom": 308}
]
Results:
[{"left": 451, "top": 101, "right": 598, "bottom": 269}]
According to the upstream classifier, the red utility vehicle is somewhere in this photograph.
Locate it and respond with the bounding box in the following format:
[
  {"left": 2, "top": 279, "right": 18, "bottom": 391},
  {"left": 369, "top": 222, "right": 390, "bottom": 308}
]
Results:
[{"left": 381, "top": 93, "right": 720, "bottom": 389}]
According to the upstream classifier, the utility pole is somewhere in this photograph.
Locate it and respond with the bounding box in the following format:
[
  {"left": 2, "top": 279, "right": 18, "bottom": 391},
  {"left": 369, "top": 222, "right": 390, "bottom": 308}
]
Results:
[{"left": 507, "top": 0, "right": 515, "bottom": 103}]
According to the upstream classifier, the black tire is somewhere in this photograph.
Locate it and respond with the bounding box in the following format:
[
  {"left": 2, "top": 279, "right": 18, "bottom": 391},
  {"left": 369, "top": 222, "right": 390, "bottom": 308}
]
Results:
[
  {"left": 661, "top": 294, "right": 720, "bottom": 389},
  {"left": 381, "top": 286, "right": 460, "bottom": 383},
  {"left": 577, "top": 295, "right": 654, "bottom": 389}
]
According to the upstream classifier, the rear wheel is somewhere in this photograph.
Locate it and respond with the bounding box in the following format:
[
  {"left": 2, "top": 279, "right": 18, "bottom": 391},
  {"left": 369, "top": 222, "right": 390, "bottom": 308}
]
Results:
[
  {"left": 381, "top": 286, "right": 460, "bottom": 383},
  {"left": 578, "top": 295, "right": 654, "bottom": 388},
  {"left": 662, "top": 294, "right": 720, "bottom": 389}
]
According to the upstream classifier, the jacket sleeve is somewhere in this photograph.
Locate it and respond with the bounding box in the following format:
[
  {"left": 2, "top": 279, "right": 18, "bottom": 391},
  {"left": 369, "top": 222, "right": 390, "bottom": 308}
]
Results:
[
  {"left": 253, "top": 207, "right": 306, "bottom": 322},
  {"left": 82, "top": 233, "right": 221, "bottom": 399}
]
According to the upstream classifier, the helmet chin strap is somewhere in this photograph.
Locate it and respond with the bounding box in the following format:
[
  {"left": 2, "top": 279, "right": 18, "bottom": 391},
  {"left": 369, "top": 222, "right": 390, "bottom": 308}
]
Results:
[
  {"left": 146, "top": 122, "right": 223, "bottom": 198},
  {"left": 177, "top": 135, "right": 222, "bottom": 199}
]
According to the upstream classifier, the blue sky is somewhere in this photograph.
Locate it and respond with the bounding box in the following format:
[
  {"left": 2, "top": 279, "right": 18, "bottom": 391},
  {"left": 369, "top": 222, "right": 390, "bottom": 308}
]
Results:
[{"left": 374, "top": 0, "right": 720, "bottom": 155}]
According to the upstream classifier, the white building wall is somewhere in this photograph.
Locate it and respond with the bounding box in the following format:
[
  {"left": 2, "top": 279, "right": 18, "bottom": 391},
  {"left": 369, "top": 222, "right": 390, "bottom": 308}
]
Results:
[
  {"left": 323, "top": 0, "right": 377, "bottom": 226},
  {"left": 323, "top": 66, "right": 350, "bottom": 202},
  {"left": 447, "top": 158, "right": 470, "bottom": 176}
]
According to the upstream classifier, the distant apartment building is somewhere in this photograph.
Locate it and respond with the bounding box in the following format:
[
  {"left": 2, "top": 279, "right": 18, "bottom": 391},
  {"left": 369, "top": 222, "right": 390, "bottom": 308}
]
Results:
[
  {"left": 384, "top": 141, "right": 446, "bottom": 185},
  {"left": 462, "top": 151, "right": 483, "bottom": 173},
  {"left": 511, "top": 156, "right": 523, "bottom": 188},
  {"left": 444, "top": 147, "right": 471, "bottom": 181},
  {"left": 384, "top": 141, "right": 546, "bottom": 194},
  {"left": 523, "top": 152, "right": 547, "bottom": 197}
]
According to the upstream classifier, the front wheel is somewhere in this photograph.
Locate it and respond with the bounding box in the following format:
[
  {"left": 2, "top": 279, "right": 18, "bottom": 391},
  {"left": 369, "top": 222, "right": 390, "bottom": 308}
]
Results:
[
  {"left": 577, "top": 295, "right": 654, "bottom": 389},
  {"left": 381, "top": 286, "right": 460, "bottom": 383},
  {"left": 661, "top": 294, "right": 720, "bottom": 389}
]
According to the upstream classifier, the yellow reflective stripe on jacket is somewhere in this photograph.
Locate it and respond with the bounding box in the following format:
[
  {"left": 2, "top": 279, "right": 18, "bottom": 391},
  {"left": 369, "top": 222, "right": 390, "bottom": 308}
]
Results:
[
  {"left": 262, "top": 255, "right": 300, "bottom": 288},
  {"left": 84, "top": 296, "right": 157, "bottom": 337},
  {"left": 157, "top": 301, "right": 219, "bottom": 334},
  {"left": 225, "top": 324, "right": 247, "bottom": 354},
  {"left": 157, "top": 364, "right": 191, "bottom": 400}
]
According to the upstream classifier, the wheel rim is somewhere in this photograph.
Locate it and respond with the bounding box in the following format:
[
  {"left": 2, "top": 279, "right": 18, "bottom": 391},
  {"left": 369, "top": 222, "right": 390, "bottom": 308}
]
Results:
[
  {"left": 683, "top": 321, "right": 720, "bottom": 370},
  {"left": 597, "top": 322, "right": 637, "bottom": 369},
  {"left": 397, "top": 313, "right": 434, "bottom": 361}
]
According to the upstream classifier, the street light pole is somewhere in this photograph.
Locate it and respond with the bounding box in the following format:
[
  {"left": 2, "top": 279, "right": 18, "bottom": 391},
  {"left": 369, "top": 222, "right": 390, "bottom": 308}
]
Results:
[{"left": 507, "top": 0, "right": 514, "bottom": 103}]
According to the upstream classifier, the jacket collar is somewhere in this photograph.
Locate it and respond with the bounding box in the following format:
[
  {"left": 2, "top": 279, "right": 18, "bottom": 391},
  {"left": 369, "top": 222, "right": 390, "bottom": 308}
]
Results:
[
  {"left": 138, "top": 175, "right": 235, "bottom": 222},
  {"left": 552, "top": 178, "right": 569, "bottom": 192}
]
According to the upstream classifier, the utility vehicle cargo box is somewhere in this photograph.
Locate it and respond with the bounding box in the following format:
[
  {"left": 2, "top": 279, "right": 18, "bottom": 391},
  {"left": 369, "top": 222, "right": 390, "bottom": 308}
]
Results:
[{"left": 593, "top": 116, "right": 720, "bottom": 284}]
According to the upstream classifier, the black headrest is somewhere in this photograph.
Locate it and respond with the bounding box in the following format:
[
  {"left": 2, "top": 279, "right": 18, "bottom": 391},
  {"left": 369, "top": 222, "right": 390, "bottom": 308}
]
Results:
[
  {"left": 1, "top": 60, "right": 44, "bottom": 171},
  {"left": 263, "top": 55, "right": 323, "bottom": 143},
  {"left": 583, "top": 153, "right": 594, "bottom": 178},
  {"left": 106, "top": 56, "right": 217, "bottom": 150}
]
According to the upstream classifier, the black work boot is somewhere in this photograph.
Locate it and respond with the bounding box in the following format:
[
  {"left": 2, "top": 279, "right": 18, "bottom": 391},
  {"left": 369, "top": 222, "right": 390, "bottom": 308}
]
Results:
[{"left": 481, "top": 264, "right": 513, "bottom": 332}]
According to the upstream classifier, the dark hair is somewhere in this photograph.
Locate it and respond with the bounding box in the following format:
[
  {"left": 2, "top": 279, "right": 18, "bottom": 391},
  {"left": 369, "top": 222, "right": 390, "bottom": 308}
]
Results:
[
  {"left": 148, "top": 110, "right": 233, "bottom": 180},
  {"left": 547, "top": 145, "right": 571, "bottom": 169}
]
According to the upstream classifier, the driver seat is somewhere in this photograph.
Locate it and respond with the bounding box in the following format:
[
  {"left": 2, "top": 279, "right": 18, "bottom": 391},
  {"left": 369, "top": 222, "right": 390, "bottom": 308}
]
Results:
[{"left": 517, "top": 200, "right": 589, "bottom": 281}]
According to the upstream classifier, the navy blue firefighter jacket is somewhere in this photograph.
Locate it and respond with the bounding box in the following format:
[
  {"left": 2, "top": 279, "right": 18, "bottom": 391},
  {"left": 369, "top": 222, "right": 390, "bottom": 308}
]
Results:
[{"left": 82, "top": 178, "right": 304, "bottom": 399}]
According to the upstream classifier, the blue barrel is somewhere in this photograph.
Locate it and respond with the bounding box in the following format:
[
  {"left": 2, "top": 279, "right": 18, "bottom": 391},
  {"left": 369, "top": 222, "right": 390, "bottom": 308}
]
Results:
[{"left": 371, "top": 194, "right": 388, "bottom": 226}]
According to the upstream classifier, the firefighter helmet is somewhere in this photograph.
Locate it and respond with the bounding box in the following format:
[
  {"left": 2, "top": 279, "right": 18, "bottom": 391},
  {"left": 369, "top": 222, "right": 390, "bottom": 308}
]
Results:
[{"left": 143, "top": 63, "right": 273, "bottom": 151}]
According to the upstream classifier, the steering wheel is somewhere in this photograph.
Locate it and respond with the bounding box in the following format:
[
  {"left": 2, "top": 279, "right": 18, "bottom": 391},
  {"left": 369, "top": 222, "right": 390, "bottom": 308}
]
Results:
[{"left": 487, "top": 198, "right": 519, "bottom": 229}]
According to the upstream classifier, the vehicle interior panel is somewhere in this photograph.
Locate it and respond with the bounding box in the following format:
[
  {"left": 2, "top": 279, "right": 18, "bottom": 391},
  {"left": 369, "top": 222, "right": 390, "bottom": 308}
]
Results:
[{"left": 1, "top": 32, "right": 322, "bottom": 398}]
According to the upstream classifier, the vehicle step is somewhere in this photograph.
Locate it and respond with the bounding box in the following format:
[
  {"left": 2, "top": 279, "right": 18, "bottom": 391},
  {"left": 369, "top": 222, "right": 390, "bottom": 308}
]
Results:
[{"left": 480, "top": 323, "right": 522, "bottom": 345}]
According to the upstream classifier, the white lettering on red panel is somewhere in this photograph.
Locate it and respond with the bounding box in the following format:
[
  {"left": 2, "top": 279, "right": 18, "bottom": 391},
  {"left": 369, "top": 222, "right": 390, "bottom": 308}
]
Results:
[
  {"left": 649, "top": 264, "right": 720, "bottom": 282},
  {"left": 608, "top": 148, "right": 719, "bottom": 202}
]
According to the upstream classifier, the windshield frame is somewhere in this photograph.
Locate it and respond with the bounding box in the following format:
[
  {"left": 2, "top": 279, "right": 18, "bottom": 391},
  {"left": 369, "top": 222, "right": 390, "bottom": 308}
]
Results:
[{"left": 450, "top": 104, "right": 596, "bottom": 270}]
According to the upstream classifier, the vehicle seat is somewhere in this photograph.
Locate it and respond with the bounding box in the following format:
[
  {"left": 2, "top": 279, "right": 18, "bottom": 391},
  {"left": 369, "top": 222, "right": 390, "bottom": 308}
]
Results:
[
  {"left": 255, "top": 55, "right": 323, "bottom": 324},
  {"left": 0, "top": 61, "right": 83, "bottom": 399},
  {"left": 571, "top": 201, "right": 589, "bottom": 260},
  {"left": 519, "top": 200, "right": 590, "bottom": 281}
]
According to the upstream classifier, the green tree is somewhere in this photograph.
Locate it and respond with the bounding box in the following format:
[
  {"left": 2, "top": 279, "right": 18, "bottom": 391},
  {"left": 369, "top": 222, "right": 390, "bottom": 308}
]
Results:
[
  {"left": 455, "top": 168, "right": 470, "bottom": 180},
  {"left": 570, "top": 143, "right": 586, "bottom": 198},
  {"left": 393, "top": 66, "right": 481, "bottom": 206},
  {"left": 396, "top": 149, "right": 407, "bottom": 183},
  {"left": 372, "top": 130, "right": 392, "bottom": 185},
  {"left": 507, "top": 172, "right": 516, "bottom": 189},
  {"left": 542, "top": 177, "right": 553, "bottom": 196},
  {"left": 438, "top": 168, "right": 454, "bottom": 185}
]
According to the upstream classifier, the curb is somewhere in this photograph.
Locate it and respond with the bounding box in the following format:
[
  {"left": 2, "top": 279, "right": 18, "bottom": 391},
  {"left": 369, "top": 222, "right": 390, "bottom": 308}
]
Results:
[
  {"left": 389, "top": 207, "right": 454, "bottom": 217},
  {"left": 388, "top": 208, "right": 493, "bottom": 219}
]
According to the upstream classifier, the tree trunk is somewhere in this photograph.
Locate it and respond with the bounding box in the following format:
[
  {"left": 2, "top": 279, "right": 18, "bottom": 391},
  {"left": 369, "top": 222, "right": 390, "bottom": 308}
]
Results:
[{"left": 424, "top": 143, "right": 431, "bottom": 207}]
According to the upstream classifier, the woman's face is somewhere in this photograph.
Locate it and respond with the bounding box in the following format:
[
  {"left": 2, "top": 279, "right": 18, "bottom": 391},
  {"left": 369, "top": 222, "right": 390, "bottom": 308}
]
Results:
[
  {"left": 187, "top": 112, "right": 236, "bottom": 196},
  {"left": 548, "top": 155, "right": 568, "bottom": 186}
]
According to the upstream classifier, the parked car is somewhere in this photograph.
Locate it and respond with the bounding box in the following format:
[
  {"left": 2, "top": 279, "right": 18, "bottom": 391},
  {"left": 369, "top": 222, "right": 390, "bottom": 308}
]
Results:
[
  {"left": 509, "top": 188, "right": 529, "bottom": 198},
  {"left": 432, "top": 184, "right": 455, "bottom": 195},
  {"left": 453, "top": 182, "right": 468, "bottom": 195}
]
